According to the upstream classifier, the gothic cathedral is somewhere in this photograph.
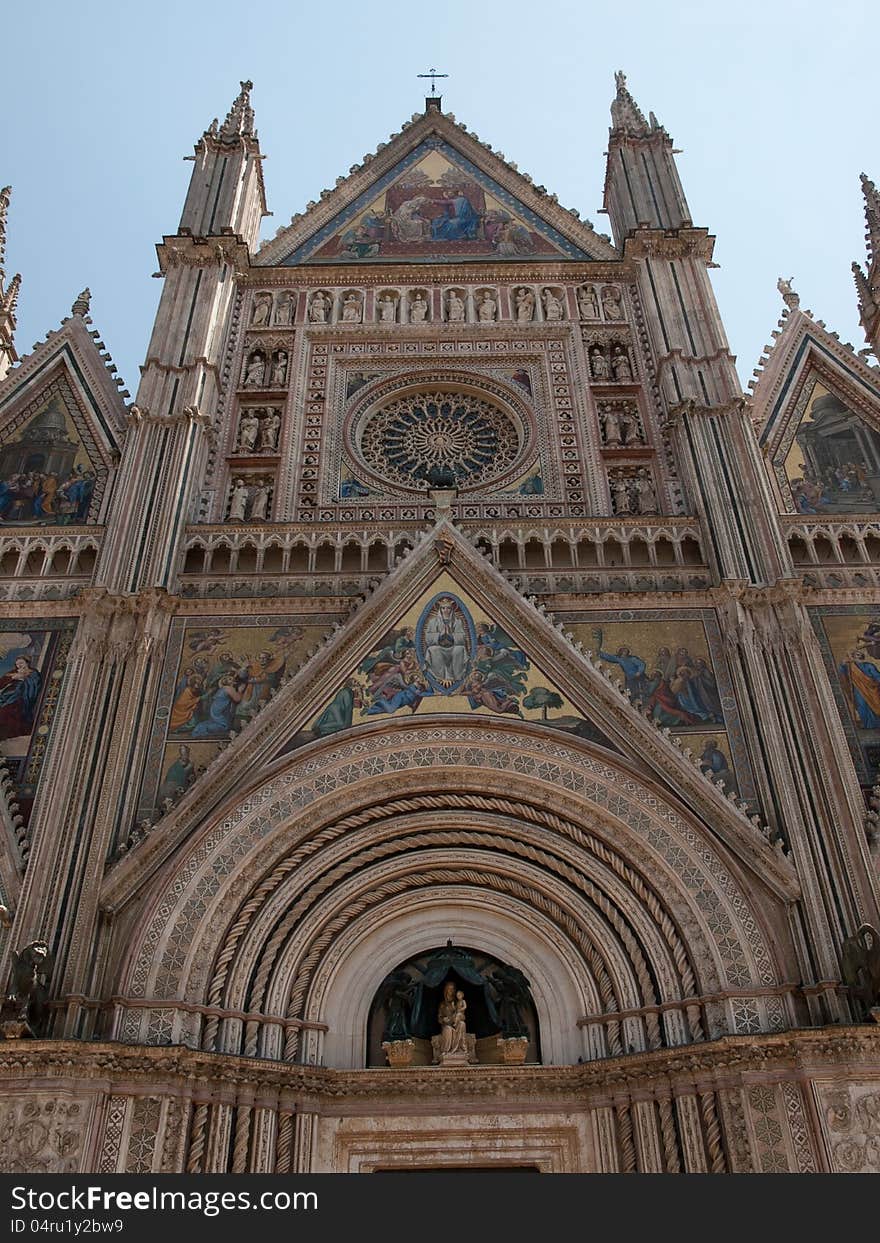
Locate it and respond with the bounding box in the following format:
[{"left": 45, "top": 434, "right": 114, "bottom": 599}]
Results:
[{"left": 1, "top": 75, "right": 880, "bottom": 1174}]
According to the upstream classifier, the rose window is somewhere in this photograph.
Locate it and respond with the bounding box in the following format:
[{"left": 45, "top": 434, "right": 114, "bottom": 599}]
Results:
[{"left": 359, "top": 391, "right": 521, "bottom": 491}]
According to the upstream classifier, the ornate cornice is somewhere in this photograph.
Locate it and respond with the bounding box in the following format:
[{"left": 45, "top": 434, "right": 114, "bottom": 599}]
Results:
[{"left": 0, "top": 1028, "right": 878, "bottom": 1104}]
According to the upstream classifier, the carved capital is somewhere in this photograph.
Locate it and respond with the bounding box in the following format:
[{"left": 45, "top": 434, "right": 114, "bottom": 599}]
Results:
[{"left": 72, "top": 588, "right": 178, "bottom": 664}]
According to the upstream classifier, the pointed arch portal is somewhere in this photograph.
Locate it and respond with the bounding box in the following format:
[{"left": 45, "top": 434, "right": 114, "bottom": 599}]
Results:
[{"left": 112, "top": 718, "right": 793, "bottom": 1071}]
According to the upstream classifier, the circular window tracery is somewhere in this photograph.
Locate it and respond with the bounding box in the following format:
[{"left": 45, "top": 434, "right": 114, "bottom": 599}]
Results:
[{"left": 359, "top": 390, "right": 521, "bottom": 491}]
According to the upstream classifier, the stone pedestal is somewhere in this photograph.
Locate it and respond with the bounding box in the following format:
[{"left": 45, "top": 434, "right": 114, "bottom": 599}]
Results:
[
  {"left": 496, "top": 1036, "right": 529, "bottom": 1064},
  {"left": 382, "top": 1039, "right": 415, "bottom": 1068},
  {"left": 431, "top": 1033, "right": 477, "bottom": 1065}
]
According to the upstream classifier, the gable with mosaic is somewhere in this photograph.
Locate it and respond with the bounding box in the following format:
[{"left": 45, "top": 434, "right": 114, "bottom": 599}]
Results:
[{"left": 281, "top": 143, "right": 597, "bottom": 265}]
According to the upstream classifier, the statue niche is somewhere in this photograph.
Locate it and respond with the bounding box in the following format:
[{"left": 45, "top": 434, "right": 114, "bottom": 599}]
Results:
[{"left": 368, "top": 942, "right": 539, "bottom": 1068}]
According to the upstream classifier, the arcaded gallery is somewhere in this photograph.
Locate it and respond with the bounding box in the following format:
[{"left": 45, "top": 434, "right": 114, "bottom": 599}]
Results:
[{"left": 1, "top": 74, "right": 880, "bottom": 1173}]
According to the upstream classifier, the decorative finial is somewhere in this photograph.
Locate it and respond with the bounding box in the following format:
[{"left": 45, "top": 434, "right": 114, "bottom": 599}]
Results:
[
  {"left": 776, "top": 276, "right": 800, "bottom": 310},
  {"left": 417, "top": 66, "right": 448, "bottom": 111},
  {"left": 610, "top": 70, "right": 650, "bottom": 136},
  {"left": 218, "top": 79, "right": 255, "bottom": 139},
  {"left": 71, "top": 287, "right": 91, "bottom": 317}
]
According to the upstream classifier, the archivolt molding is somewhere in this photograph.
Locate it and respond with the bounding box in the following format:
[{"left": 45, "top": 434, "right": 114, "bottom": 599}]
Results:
[{"left": 113, "top": 721, "right": 787, "bottom": 1059}]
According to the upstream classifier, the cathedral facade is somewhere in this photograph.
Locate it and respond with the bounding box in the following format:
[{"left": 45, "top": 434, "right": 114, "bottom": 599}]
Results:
[{"left": 1, "top": 75, "right": 880, "bottom": 1174}]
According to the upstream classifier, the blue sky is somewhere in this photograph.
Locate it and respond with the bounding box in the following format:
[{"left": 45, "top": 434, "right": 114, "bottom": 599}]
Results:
[{"left": 3, "top": 1, "right": 874, "bottom": 392}]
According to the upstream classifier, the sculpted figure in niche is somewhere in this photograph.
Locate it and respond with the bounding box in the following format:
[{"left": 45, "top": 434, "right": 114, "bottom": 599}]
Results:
[
  {"left": 259, "top": 410, "right": 281, "bottom": 451},
  {"left": 228, "top": 479, "right": 249, "bottom": 521},
  {"left": 252, "top": 292, "right": 272, "bottom": 326},
  {"left": 602, "top": 286, "right": 624, "bottom": 320},
  {"left": 309, "top": 291, "right": 330, "bottom": 323},
  {"left": 244, "top": 352, "right": 266, "bottom": 387},
  {"left": 237, "top": 410, "right": 260, "bottom": 452},
  {"left": 542, "top": 288, "right": 564, "bottom": 321},
  {"left": 250, "top": 481, "right": 270, "bottom": 521},
  {"left": 514, "top": 288, "right": 535, "bottom": 323},
  {"left": 273, "top": 291, "right": 295, "bottom": 326},
  {"left": 271, "top": 351, "right": 288, "bottom": 386},
  {"left": 619, "top": 405, "right": 642, "bottom": 445},
  {"left": 409, "top": 292, "right": 428, "bottom": 322},
  {"left": 611, "top": 345, "right": 632, "bottom": 381},
  {"left": 342, "top": 293, "right": 362, "bottom": 323},
  {"left": 590, "top": 346, "right": 609, "bottom": 380},
  {"left": 611, "top": 475, "right": 634, "bottom": 515},
  {"left": 635, "top": 468, "right": 658, "bottom": 513},
  {"left": 601, "top": 407, "right": 622, "bottom": 446},
  {"left": 487, "top": 964, "right": 532, "bottom": 1039},
  {"left": 446, "top": 290, "right": 466, "bottom": 322},
  {"left": 578, "top": 285, "right": 600, "bottom": 319},
  {"left": 378, "top": 294, "right": 397, "bottom": 323},
  {"left": 437, "top": 981, "right": 468, "bottom": 1055},
  {"left": 384, "top": 970, "right": 420, "bottom": 1041},
  {"left": 478, "top": 291, "right": 497, "bottom": 323}
]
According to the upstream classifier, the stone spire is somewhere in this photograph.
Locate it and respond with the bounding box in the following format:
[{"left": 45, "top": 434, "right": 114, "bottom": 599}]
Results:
[
  {"left": 0, "top": 186, "right": 20, "bottom": 380},
  {"left": 179, "top": 80, "right": 265, "bottom": 247},
  {"left": 609, "top": 70, "right": 652, "bottom": 136},
  {"left": 218, "top": 79, "right": 255, "bottom": 140},
  {"left": 854, "top": 172, "right": 880, "bottom": 353},
  {"left": 603, "top": 72, "right": 690, "bottom": 242}
]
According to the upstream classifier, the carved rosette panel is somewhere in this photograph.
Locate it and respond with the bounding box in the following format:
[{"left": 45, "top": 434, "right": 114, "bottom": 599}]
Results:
[
  {"left": 816, "top": 1081, "right": 880, "bottom": 1172},
  {"left": 124, "top": 1096, "right": 163, "bottom": 1173},
  {"left": 743, "top": 1082, "right": 817, "bottom": 1173},
  {"left": 0, "top": 1096, "right": 89, "bottom": 1174}
]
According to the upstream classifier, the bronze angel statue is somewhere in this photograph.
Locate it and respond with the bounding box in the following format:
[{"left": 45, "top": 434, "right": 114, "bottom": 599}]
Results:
[{"left": 841, "top": 923, "right": 880, "bottom": 1019}]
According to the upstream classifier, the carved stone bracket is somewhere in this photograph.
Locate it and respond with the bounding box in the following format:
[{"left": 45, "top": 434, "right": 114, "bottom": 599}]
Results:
[{"left": 623, "top": 227, "right": 717, "bottom": 265}]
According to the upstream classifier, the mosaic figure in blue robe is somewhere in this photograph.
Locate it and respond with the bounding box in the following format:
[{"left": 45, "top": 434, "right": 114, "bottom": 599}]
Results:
[{"left": 431, "top": 193, "right": 480, "bottom": 241}]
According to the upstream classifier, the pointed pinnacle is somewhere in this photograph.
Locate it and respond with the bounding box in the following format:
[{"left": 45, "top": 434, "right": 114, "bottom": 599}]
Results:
[
  {"left": 2, "top": 271, "right": 21, "bottom": 317},
  {"left": 0, "top": 185, "right": 10, "bottom": 278},
  {"left": 852, "top": 260, "right": 877, "bottom": 324},
  {"left": 861, "top": 172, "right": 880, "bottom": 266},
  {"left": 219, "top": 79, "right": 255, "bottom": 139},
  {"left": 71, "top": 287, "right": 91, "bottom": 317},
  {"left": 610, "top": 70, "right": 650, "bottom": 136}
]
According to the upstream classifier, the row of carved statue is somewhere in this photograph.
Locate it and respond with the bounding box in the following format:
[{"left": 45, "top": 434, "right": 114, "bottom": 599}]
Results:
[
  {"left": 240, "top": 339, "right": 632, "bottom": 393},
  {"left": 249, "top": 284, "right": 627, "bottom": 328},
  {"left": 219, "top": 469, "right": 662, "bottom": 521}
]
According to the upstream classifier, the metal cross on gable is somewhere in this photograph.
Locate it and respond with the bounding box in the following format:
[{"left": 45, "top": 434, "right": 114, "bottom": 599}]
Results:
[{"left": 417, "top": 67, "right": 449, "bottom": 97}]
